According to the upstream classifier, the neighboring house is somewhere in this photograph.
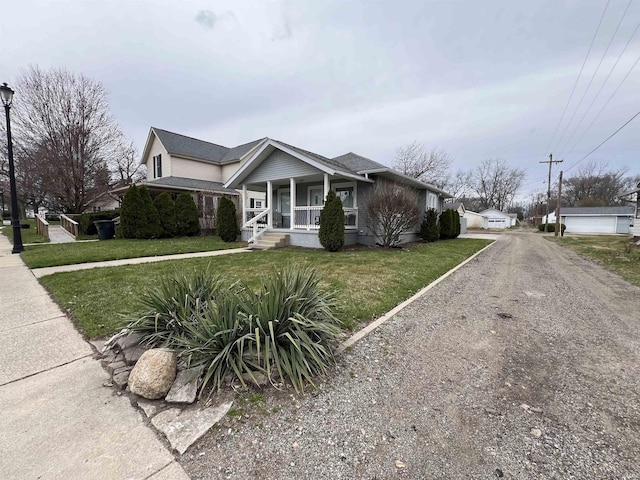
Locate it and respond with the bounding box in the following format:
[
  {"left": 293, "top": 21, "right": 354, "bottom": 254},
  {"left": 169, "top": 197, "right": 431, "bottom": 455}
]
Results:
[
  {"left": 465, "top": 211, "right": 486, "bottom": 229},
  {"left": 85, "top": 191, "right": 120, "bottom": 212},
  {"left": 618, "top": 182, "right": 640, "bottom": 238},
  {"left": 479, "top": 209, "right": 512, "bottom": 229},
  {"left": 542, "top": 206, "right": 635, "bottom": 234},
  {"left": 224, "top": 139, "right": 453, "bottom": 247},
  {"left": 111, "top": 127, "right": 266, "bottom": 230},
  {"left": 113, "top": 128, "right": 453, "bottom": 247}
]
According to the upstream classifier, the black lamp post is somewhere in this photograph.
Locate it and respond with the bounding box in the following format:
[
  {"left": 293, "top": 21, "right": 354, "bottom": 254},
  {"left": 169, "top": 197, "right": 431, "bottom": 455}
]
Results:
[{"left": 1, "top": 82, "right": 24, "bottom": 254}]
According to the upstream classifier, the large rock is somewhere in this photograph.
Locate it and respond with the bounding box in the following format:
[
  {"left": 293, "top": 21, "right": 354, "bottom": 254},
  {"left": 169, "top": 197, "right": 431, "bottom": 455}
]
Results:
[{"left": 128, "top": 349, "right": 177, "bottom": 400}]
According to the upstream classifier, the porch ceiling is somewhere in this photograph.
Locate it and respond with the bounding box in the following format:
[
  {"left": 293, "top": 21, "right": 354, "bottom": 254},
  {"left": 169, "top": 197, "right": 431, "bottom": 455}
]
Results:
[{"left": 245, "top": 173, "right": 359, "bottom": 191}]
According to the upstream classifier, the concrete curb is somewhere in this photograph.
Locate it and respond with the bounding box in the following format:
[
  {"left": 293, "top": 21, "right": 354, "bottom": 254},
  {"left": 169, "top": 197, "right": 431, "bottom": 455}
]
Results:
[{"left": 337, "top": 240, "right": 496, "bottom": 353}]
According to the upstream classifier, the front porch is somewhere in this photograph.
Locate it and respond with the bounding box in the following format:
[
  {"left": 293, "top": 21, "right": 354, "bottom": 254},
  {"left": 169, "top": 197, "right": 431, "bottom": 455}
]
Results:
[{"left": 240, "top": 174, "right": 361, "bottom": 245}]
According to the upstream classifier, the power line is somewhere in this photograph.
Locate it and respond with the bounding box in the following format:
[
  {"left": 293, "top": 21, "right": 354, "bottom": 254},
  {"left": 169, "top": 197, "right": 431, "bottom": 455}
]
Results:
[
  {"left": 541, "top": 0, "right": 610, "bottom": 160},
  {"left": 563, "top": 51, "right": 640, "bottom": 161},
  {"left": 565, "top": 109, "right": 640, "bottom": 173},
  {"left": 554, "top": 0, "right": 633, "bottom": 154}
]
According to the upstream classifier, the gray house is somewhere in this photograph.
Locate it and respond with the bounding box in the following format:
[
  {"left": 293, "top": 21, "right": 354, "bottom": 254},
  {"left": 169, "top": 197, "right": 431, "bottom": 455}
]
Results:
[{"left": 224, "top": 139, "right": 453, "bottom": 247}]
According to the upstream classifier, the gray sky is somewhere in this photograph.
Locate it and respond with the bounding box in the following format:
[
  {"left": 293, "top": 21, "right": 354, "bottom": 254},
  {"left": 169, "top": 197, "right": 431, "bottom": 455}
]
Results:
[{"left": 2, "top": 0, "right": 639, "bottom": 199}]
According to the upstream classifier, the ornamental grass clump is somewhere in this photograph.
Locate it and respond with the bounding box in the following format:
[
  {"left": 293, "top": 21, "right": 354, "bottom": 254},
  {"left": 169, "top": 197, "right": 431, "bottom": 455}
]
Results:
[
  {"left": 126, "top": 268, "right": 232, "bottom": 347},
  {"left": 127, "top": 265, "right": 342, "bottom": 396}
]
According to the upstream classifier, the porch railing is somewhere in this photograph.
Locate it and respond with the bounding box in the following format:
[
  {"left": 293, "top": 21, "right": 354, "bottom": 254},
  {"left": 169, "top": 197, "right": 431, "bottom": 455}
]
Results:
[
  {"left": 293, "top": 206, "right": 358, "bottom": 229},
  {"left": 245, "top": 208, "right": 270, "bottom": 243},
  {"left": 35, "top": 214, "right": 49, "bottom": 240},
  {"left": 61, "top": 214, "right": 79, "bottom": 238}
]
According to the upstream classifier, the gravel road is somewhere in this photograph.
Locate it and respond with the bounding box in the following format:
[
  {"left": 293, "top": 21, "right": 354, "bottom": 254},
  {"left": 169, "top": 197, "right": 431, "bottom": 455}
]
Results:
[{"left": 180, "top": 231, "right": 640, "bottom": 479}]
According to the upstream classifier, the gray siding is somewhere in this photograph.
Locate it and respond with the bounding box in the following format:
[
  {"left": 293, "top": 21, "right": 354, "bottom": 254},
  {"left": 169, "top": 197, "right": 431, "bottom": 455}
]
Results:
[{"left": 244, "top": 150, "right": 320, "bottom": 184}]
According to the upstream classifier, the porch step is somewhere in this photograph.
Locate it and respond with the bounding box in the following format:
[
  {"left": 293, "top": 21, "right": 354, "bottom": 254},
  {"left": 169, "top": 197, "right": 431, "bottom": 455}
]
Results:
[{"left": 253, "top": 232, "right": 290, "bottom": 250}]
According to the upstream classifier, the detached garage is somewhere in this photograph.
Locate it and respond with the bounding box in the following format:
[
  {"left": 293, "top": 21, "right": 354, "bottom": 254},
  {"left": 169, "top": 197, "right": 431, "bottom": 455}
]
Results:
[
  {"left": 480, "top": 209, "right": 512, "bottom": 229},
  {"left": 545, "top": 207, "right": 634, "bottom": 234}
]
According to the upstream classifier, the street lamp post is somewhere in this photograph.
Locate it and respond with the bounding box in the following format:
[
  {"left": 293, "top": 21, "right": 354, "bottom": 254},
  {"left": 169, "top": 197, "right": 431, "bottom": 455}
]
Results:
[{"left": 1, "top": 82, "right": 24, "bottom": 254}]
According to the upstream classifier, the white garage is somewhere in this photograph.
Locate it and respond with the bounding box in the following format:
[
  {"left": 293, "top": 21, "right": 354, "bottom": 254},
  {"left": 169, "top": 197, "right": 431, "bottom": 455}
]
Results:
[
  {"left": 480, "top": 209, "right": 512, "bottom": 229},
  {"left": 544, "top": 207, "right": 634, "bottom": 234}
]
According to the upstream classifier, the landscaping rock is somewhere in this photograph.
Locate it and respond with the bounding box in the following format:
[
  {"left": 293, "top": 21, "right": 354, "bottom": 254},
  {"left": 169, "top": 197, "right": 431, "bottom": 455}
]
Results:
[
  {"left": 114, "top": 331, "right": 144, "bottom": 352},
  {"left": 123, "top": 345, "right": 147, "bottom": 366},
  {"left": 105, "top": 360, "right": 127, "bottom": 375},
  {"left": 166, "top": 368, "right": 203, "bottom": 404},
  {"left": 151, "top": 402, "right": 233, "bottom": 454},
  {"left": 137, "top": 399, "right": 162, "bottom": 418},
  {"left": 128, "top": 349, "right": 177, "bottom": 400},
  {"left": 112, "top": 371, "right": 130, "bottom": 390}
]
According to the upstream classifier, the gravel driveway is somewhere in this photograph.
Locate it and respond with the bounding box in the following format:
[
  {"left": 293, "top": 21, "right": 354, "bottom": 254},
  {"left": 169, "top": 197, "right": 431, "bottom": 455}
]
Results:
[{"left": 180, "top": 231, "right": 640, "bottom": 479}]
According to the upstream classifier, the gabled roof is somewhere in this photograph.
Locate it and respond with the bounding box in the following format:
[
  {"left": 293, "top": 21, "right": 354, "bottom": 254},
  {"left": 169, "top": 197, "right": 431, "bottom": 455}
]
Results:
[
  {"left": 444, "top": 201, "right": 465, "bottom": 212},
  {"left": 220, "top": 138, "right": 267, "bottom": 163},
  {"left": 152, "top": 128, "right": 230, "bottom": 163},
  {"left": 145, "top": 176, "right": 238, "bottom": 194},
  {"left": 558, "top": 206, "right": 635, "bottom": 216}
]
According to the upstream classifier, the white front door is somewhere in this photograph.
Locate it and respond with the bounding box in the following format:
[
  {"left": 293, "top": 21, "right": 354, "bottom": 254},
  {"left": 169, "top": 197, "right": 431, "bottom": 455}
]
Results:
[{"left": 309, "top": 186, "right": 324, "bottom": 206}]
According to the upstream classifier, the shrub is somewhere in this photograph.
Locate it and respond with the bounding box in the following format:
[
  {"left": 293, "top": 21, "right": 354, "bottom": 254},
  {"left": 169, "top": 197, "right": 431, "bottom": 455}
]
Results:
[
  {"left": 135, "top": 186, "right": 162, "bottom": 239},
  {"left": 538, "top": 223, "right": 566, "bottom": 234},
  {"left": 175, "top": 192, "right": 200, "bottom": 237},
  {"left": 127, "top": 265, "right": 342, "bottom": 396},
  {"left": 216, "top": 196, "right": 239, "bottom": 242},
  {"left": 439, "top": 209, "right": 458, "bottom": 239},
  {"left": 77, "top": 210, "right": 119, "bottom": 236},
  {"left": 153, "top": 192, "right": 177, "bottom": 238},
  {"left": 365, "top": 181, "right": 421, "bottom": 248},
  {"left": 319, "top": 190, "right": 345, "bottom": 252},
  {"left": 420, "top": 208, "right": 440, "bottom": 242},
  {"left": 119, "top": 185, "right": 142, "bottom": 239}
]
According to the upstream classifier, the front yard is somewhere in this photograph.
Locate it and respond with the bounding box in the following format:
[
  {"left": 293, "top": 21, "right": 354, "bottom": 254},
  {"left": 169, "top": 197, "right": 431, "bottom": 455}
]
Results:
[
  {"left": 39, "top": 239, "right": 491, "bottom": 338},
  {"left": 550, "top": 235, "right": 640, "bottom": 287}
]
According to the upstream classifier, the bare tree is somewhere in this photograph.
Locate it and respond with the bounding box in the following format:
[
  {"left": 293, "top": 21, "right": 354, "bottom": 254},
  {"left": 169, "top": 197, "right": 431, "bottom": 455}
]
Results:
[
  {"left": 471, "top": 158, "right": 525, "bottom": 211},
  {"left": 112, "top": 140, "right": 145, "bottom": 185},
  {"left": 563, "top": 161, "right": 628, "bottom": 207},
  {"left": 10, "top": 66, "right": 127, "bottom": 213},
  {"left": 443, "top": 169, "right": 472, "bottom": 200},
  {"left": 394, "top": 141, "right": 452, "bottom": 189},
  {"left": 365, "top": 181, "right": 421, "bottom": 247}
]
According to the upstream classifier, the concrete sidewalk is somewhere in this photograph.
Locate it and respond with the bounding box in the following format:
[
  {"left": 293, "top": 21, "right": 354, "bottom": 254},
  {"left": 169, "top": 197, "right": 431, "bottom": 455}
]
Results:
[
  {"left": 32, "top": 246, "right": 252, "bottom": 278},
  {"left": 0, "top": 235, "right": 190, "bottom": 479}
]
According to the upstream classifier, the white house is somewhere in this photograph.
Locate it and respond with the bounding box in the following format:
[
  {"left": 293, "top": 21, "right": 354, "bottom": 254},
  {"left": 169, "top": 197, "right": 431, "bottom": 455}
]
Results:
[
  {"left": 542, "top": 207, "right": 634, "bottom": 234},
  {"left": 465, "top": 211, "right": 486, "bottom": 229}
]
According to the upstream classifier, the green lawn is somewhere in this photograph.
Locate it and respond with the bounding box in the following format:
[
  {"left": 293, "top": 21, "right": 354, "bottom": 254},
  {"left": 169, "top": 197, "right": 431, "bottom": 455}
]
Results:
[
  {"left": 39, "top": 238, "right": 491, "bottom": 339},
  {"left": 550, "top": 235, "right": 640, "bottom": 287},
  {"left": 1, "top": 219, "right": 49, "bottom": 244},
  {"left": 20, "top": 236, "right": 246, "bottom": 269}
]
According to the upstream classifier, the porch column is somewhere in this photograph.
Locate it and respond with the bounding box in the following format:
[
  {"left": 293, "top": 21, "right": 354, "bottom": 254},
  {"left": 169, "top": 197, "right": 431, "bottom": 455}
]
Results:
[
  {"left": 290, "top": 177, "right": 296, "bottom": 231},
  {"left": 267, "top": 180, "right": 273, "bottom": 228},
  {"left": 323, "top": 173, "right": 330, "bottom": 203},
  {"left": 242, "top": 184, "right": 247, "bottom": 226}
]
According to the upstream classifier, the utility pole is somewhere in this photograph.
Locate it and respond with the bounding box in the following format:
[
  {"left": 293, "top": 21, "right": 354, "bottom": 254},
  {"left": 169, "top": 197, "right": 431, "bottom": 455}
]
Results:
[
  {"left": 540, "top": 153, "right": 563, "bottom": 233},
  {"left": 555, "top": 171, "right": 563, "bottom": 237}
]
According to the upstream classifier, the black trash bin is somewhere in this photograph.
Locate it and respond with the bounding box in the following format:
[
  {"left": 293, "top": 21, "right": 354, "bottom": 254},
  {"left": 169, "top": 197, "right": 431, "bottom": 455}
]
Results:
[{"left": 94, "top": 219, "right": 115, "bottom": 240}]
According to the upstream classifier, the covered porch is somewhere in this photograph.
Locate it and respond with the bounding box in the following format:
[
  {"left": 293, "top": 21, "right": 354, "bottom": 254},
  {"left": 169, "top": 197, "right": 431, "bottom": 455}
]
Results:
[{"left": 240, "top": 173, "right": 361, "bottom": 244}]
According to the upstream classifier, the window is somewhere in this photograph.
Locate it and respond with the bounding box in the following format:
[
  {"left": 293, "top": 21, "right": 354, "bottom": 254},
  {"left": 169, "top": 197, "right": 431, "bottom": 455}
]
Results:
[
  {"left": 249, "top": 198, "right": 264, "bottom": 209},
  {"left": 427, "top": 193, "right": 438, "bottom": 210},
  {"left": 335, "top": 185, "right": 355, "bottom": 208},
  {"left": 153, "top": 154, "right": 162, "bottom": 178}
]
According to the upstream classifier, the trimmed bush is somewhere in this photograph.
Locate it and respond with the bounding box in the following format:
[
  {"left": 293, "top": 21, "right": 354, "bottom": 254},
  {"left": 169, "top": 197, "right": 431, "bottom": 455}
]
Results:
[
  {"left": 136, "top": 186, "right": 162, "bottom": 239},
  {"left": 77, "top": 210, "right": 119, "bottom": 236},
  {"left": 119, "top": 185, "right": 142, "bottom": 239},
  {"left": 216, "top": 196, "right": 239, "bottom": 242},
  {"left": 420, "top": 208, "right": 440, "bottom": 242},
  {"left": 319, "top": 190, "right": 345, "bottom": 252},
  {"left": 538, "top": 223, "right": 566, "bottom": 234},
  {"left": 153, "top": 192, "right": 177, "bottom": 238},
  {"left": 126, "top": 265, "right": 342, "bottom": 396},
  {"left": 175, "top": 192, "right": 200, "bottom": 237},
  {"left": 439, "top": 209, "right": 456, "bottom": 239}
]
